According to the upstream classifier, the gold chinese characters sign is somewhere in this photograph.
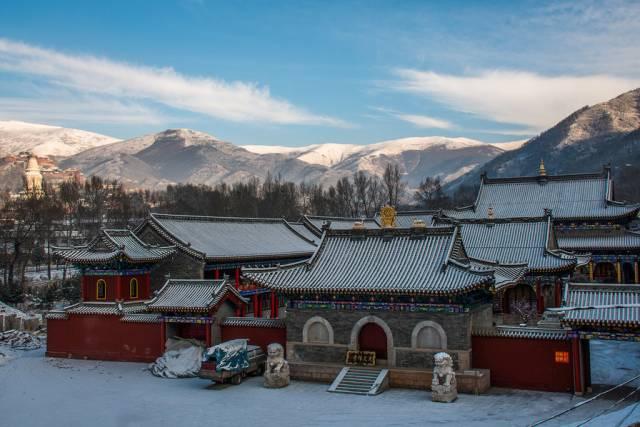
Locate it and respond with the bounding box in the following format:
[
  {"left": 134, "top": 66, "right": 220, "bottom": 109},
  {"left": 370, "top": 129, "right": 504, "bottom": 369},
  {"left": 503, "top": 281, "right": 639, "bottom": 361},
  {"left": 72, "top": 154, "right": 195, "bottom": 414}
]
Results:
[
  {"left": 379, "top": 205, "right": 397, "bottom": 228},
  {"left": 345, "top": 350, "right": 376, "bottom": 367}
]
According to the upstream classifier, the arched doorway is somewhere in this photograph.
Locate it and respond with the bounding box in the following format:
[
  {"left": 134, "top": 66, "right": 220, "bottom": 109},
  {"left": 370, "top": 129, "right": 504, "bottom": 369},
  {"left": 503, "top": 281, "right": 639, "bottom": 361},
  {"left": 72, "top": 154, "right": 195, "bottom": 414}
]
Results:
[{"left": 358, "top": 322, "right": 387, "bottom": 360}]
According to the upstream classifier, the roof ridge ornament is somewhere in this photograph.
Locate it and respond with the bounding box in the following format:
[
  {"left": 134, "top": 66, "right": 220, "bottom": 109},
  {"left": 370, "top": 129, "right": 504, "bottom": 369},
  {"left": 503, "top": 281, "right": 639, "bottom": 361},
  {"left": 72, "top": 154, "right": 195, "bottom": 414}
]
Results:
[
  {"left": 379, "top": 205, "right": 397, "bottom": 228},
  {"left": 539, "top": 159, "right": 547, "bottom": 177}
]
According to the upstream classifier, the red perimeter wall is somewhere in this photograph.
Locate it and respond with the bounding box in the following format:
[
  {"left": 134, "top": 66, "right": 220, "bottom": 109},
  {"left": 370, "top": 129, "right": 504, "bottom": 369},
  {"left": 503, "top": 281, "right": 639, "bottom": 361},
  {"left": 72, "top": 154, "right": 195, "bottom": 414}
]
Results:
[
  {"left": 221, "top": 325, "right": 286, "bottom": 352},
  {"left": 472, "top": 336, "right": 573, "bottom": 392},
  {"left": 47, "top": 315, "right": 162, "bottom": 363}
]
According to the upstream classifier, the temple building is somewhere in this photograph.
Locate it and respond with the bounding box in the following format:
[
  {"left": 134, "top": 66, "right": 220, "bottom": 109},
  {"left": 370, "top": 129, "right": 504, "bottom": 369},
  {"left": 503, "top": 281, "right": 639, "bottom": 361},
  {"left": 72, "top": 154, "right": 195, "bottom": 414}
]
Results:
[
  {"left": 244, "top": 220, "right": 525, "bottom": 392},
  {"left": 135, "top": 213, "right": 318, "bottom": 317}
]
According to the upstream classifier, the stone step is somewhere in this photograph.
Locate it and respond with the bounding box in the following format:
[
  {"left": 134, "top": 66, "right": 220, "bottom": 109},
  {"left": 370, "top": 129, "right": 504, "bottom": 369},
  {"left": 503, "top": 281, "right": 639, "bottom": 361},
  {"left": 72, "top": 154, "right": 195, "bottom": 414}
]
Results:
[{"left": 327, "top": 367, "right": 390, "bottom": 396}]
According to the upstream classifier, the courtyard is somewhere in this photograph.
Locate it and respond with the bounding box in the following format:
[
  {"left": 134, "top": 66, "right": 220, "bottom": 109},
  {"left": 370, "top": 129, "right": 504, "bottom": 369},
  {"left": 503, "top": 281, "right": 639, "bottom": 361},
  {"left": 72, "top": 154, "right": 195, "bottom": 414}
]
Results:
[{"left": 1, "top": 340, "right": 639, "bottom": 427}]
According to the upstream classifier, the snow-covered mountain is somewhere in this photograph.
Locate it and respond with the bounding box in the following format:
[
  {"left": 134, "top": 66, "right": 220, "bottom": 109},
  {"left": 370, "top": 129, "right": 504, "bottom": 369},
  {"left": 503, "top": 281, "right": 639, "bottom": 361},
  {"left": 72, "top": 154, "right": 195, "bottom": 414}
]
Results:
[
  {"left": 0, "top": 121, "right": 119, "bottom": 157},
  {"left": 61, "top": 131, "right": 514, "bottom": 189},
  {"left": 447, "top": 87, "right": 640, "bottom": 191}
]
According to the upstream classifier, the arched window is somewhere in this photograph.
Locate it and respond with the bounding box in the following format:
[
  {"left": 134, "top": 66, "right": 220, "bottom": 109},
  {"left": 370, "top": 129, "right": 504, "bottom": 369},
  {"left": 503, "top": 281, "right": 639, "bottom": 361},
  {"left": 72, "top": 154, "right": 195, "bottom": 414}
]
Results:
[
  {"left": 411, "top": 321, "right": 447, "bottom": 350},
  {"left": 129, "top": 278, "right": 139, "bottom": 299},
  {"left": 303, "top": 316, "right": 334, "bottom": 344},
  {"left": 96, "top": 279, "right": 107, "bottom": 300}
]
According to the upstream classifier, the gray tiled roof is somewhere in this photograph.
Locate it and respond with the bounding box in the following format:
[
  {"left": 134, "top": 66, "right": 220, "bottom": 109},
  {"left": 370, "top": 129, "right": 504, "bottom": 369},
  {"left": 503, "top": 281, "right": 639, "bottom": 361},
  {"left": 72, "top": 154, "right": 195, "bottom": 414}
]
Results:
[
  {"left": 64, "top": 301, "right": 148, "bottom": 316},
  {"left": 562, "top": 284, "right": 640, "bottom": 327},
  {"left": 473, "top": 326, "right": 569, "bottom": 340},
  {"left": 444, "top": 171, "right": 639, "bottom": 221},
  {"left": 244, "top": 227, "right": 495, "bottom": 295},
  {"left": 145, "top": 213, "right": 317, "bottom": 262},
  {"left": 301, "top": 215, "right": 381, "bottom": 233},
  {"left": 221, "top": 317, "right": 285, "bottom": 328},
  {"left": 458, "top": 218, "right": 581, "bottom": 273},
  {"left": 53, "top": 229, "right": 176, "bottom": 265},
  {"left": 470, "top": 260, "right": 528, "bottom": 290},
  {"left": 557, "top": 229, "right": 640, "bottom": 251},
  {"left": 147, "top": 279, "right": 247, "bottom": 312},
  {"left": 286, "top": 221, "right": 321, "bottom": 243},
  {"left": 120, "top": 313, "right": 162, "bottom": 323}
]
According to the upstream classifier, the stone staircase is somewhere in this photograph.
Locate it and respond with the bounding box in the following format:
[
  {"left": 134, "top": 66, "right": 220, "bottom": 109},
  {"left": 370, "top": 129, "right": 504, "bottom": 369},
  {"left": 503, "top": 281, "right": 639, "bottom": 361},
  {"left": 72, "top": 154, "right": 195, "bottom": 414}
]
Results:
[{"left": 327, "top": 367, "right": 389, "bottom": 396}]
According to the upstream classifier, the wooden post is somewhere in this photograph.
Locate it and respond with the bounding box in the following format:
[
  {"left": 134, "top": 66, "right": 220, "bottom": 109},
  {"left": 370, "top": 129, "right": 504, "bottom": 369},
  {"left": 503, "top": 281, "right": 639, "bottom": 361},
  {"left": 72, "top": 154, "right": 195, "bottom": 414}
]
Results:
[
  {"left": 635, "top": 261, "right": 639, "bottom": 284},
  {"left": 554, "top": 280, "right": 562, "bottom": 307},
  {"left": 235, "top": 268, "right": 240, "bottom": 288},
  {"left": 588, "top": 261, "right": 594, "bottom": 282},
  {"left": 616, "top": 260, "right": 622, "bottom": 284},
  {"left": 214, "top": 269, "right": 220, "bottom": 280}
]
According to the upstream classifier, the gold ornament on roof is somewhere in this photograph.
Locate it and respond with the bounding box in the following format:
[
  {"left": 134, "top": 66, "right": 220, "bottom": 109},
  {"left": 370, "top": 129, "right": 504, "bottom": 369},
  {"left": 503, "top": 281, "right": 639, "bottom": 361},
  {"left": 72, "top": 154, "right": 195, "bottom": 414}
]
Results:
[
  {"left": 539, "top": 159, "right": 547, "bottom": 177},
  {"left": 379, "top": 205, "right": 397, "bottom": 228}
]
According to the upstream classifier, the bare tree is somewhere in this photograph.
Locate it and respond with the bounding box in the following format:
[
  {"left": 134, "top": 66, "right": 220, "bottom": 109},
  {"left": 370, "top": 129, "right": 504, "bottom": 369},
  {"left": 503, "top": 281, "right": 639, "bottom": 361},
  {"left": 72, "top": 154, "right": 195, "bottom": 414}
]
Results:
[{"left": 383, "top": 163, "right": 405, "bottom": 207}]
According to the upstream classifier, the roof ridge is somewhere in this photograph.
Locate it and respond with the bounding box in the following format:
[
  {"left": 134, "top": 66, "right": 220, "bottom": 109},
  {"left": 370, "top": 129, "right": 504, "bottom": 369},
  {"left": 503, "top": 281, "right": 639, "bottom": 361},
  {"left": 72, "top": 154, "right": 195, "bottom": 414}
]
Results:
[{"left": 151, "top": 212, "right": 285, "bottom": 224}]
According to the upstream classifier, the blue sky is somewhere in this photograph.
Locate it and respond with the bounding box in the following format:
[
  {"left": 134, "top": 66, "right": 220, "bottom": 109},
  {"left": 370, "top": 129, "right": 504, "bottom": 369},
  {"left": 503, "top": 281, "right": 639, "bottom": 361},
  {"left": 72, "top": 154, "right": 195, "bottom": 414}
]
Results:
[{"left": 0, "top": 0, "right": 639, "bottom": 146}]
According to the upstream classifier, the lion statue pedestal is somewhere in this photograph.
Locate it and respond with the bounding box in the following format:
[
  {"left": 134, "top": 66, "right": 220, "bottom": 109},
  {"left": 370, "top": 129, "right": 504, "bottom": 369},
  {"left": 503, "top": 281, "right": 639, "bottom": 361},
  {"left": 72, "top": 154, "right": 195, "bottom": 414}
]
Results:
[
  {"left": 263, "top": 343, "right": 290, "bottom": 388},
  {"left": 431, "top": 352, "right": 457, "bottom": 403}
]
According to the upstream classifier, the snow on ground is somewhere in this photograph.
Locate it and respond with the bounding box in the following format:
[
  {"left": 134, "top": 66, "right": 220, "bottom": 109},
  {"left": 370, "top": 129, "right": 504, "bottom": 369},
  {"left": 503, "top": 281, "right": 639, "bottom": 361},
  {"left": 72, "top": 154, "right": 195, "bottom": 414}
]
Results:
[
  {"left": 590, "top": 340, "right": 640, "bottom": 387},
  {"left": 1, "top": 343, "right": 639, "bottom": 427}
]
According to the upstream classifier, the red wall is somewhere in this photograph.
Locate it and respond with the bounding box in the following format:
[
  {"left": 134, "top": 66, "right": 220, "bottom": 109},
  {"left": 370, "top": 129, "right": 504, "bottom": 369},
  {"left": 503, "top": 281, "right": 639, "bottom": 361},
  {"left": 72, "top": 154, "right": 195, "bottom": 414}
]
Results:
[
  {"left": 221, "top": 325, "right": 286, "bottom": 353},
  {"left": 82, "top": 273, "right": 151, "bottom": 302},
  {"left": 472, "top": 336, "right": 573, "bottom": 392},
  {"left": 47, "top": 315, "right": 162, "bottom": 362}
]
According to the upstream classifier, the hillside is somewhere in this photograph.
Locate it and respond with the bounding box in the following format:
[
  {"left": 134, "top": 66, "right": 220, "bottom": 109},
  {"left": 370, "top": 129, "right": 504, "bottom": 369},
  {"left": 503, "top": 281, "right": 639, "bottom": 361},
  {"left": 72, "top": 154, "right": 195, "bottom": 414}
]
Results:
[
  {"left": 62, "top": 132, "right": 514, "bottom": 189},
  {"left": 447, "top": 88, "right": 640, "bottom": 192},
  {"left": 0, "top": 121, "right": 119, "bottom": 157}
]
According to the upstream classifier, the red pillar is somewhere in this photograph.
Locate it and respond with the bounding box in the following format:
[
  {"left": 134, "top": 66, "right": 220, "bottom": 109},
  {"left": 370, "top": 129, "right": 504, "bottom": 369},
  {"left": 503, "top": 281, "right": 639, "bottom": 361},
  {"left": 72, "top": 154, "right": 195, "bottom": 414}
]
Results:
[
  {"left": 252, "top": 294, "right": 259, "bottom": 317},
  {"left": 536, "top": 281, "right": 544, "bottom": 314},
  {"left": 271, "top": 291, "right": 278, "bottom": 318},
  {"left": 205, "top": 323, "right": 212, "bottom": 347},
  {"left": 81, "top": 275, "right": 86, "bottom": 300},
  {"left": 214, "top": 269, "right": 220, "bottom": 280},
  {"left": 554, "top": 280, "right": 562, "bottom": 308},
  {"left": 115, "top": 275, "right": 122, "bottom": 301},
  {"left": 572, "top": 336, "right": 584, "bottom": 395},
  {"left": 160, "top": 321, "right": 166, "bottom": 352},
  {"left": 235, "top": 268, "right": 240, "bottom": 289}
]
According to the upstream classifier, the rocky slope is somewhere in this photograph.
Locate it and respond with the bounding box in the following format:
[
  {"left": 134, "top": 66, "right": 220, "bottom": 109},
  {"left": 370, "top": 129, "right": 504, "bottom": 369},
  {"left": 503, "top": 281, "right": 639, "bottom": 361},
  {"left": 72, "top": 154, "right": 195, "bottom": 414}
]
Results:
[{"left": 447, "top": 88, "right": 640, "bottom": 191}]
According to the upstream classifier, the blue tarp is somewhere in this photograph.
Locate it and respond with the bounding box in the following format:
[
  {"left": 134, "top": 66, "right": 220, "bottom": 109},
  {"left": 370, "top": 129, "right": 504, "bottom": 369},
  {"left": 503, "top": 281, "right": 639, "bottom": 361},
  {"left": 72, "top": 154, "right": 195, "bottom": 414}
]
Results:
[{"left": 203, "top": 339, "right": 249, "bottom": 372}]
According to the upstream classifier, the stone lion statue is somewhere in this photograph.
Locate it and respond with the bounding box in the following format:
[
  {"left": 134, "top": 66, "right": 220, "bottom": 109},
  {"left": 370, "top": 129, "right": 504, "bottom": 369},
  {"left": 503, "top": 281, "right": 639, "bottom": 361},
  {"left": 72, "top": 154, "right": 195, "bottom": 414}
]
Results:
[
  {"left": 263, "top": 343, "right": 290, "bottom": 388},
  {"left": 431, "top": 352, "right": 457, "bottom": 402}
]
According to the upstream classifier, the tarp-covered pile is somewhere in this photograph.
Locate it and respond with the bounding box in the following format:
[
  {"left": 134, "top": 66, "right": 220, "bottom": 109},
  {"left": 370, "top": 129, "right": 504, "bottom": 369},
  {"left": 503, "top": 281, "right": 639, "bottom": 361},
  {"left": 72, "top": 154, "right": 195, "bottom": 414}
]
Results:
[
  {"left": 203, "top": 339, "right": 249, "bottom": 372},
  {"left": 0, "top": 330, "right": 43, "bottom": 350},
  {"left": 149, "top": 338, "right": 204, "bottom": 379}
]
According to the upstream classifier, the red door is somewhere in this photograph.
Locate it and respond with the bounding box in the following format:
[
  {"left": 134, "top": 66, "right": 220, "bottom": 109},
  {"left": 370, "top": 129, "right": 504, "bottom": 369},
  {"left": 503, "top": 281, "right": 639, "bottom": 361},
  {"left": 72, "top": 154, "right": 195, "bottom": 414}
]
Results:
[{"left": 358, "top": 323, "right": 387, "bottom": 360}]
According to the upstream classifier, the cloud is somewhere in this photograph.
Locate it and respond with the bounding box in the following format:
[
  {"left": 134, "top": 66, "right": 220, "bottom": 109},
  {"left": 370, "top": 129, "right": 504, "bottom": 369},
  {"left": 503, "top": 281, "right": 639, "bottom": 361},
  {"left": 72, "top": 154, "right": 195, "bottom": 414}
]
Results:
[
  {"left": 392, "top": 69, "right": 640, "bottom": 130},
  {"left": 0, "top": 38, "right": 346, "bottom": 127},
  {"left": 0, "top": 95, "right": 171, "bottom": 125},
  {"left": 393, "top": 113, "right": 452, "bottom": 129}
]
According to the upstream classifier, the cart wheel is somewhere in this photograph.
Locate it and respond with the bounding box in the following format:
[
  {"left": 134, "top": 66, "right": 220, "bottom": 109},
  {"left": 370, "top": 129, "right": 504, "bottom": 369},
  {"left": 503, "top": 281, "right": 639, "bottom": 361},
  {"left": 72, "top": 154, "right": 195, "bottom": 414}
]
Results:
[{"left": 230, "top": 374, "right": 242, "bottom": 385}]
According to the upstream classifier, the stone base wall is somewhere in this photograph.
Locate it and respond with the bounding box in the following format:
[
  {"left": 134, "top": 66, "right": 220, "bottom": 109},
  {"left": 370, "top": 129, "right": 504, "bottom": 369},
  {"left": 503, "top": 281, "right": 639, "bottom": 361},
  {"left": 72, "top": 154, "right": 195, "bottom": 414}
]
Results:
[{"left": 289, "top": 361, "right": 490, "bottom": 394}]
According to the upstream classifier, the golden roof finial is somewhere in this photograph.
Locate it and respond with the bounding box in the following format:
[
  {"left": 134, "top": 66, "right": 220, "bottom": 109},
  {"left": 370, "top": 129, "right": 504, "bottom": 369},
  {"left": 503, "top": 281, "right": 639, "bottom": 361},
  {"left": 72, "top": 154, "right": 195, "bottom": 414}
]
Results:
[
  {"left": 539, "top": 159, "right": 547, "bottom": 176},
  {"left": 379, "top": 205, "right": 397, "bottom": 228}
]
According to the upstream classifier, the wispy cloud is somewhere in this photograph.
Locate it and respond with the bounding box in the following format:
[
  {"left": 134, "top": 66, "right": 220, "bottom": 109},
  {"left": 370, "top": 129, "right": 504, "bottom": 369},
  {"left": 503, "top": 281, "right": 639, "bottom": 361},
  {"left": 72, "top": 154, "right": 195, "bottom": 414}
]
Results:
[
  {"left": 0, "top": 38, "right": 346, "bottom": 127},
  {"left": 393, "top": 113, "right": 452, "bottom": 130},
  {"left": 0, "top": 95, "right": 171, "bottom": 125},
  {"left": 372, "top": 107, "right": 453, "bottom": 130},
  {"left": 391, "top": 69, "right": 640, "bottom": 130}
]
